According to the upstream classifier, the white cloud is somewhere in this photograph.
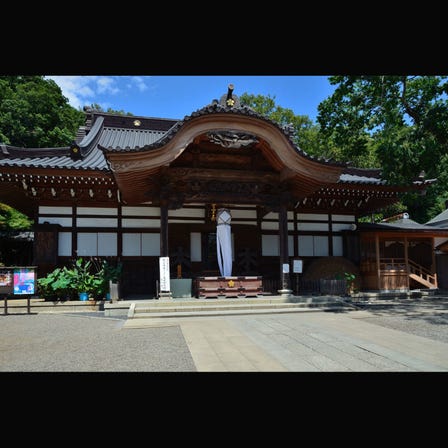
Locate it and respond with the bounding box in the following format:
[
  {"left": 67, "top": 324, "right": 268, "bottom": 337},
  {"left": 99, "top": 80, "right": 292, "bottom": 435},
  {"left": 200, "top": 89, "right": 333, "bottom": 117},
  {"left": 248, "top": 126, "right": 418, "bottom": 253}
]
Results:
[
  {"left": 45, "top": 75, "right": 150, "bottom": 111},
  {"left": 45, "top": 75, "right": 119, "bottom": 109},
  {"left": 131, "top": 76, "right": 148, "bottom": 92},
  {"left": 45, "top": 76, "right": 99, "bottom": 109},
  {"left": 96, "top": 77, "right": 120, "bottom": 95}
]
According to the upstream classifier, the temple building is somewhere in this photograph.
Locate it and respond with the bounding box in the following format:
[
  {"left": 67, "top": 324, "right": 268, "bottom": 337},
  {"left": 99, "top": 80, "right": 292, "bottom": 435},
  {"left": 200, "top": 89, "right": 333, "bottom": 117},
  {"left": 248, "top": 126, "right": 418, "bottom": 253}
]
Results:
[{"left": 1, "top": 85, "right": 447, "bottom": 298}]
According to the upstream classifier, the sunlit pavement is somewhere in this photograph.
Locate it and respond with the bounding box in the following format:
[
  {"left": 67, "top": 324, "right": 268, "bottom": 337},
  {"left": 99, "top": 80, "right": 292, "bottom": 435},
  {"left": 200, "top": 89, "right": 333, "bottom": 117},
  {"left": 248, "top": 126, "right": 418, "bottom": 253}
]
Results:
[{"left": 123, "top": 299, "right": 448, "bottom": 371}]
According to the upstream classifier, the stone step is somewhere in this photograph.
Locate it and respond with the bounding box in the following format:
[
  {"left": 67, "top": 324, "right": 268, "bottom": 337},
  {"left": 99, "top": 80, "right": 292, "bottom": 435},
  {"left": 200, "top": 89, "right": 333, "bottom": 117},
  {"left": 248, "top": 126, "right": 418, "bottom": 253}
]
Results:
[
  {"left": 128, "top": 298, "right": 349, "bottom": 319},
  {"left": 137, "top": 295, "right": 340, "bottom": 307},
  {"left": 128, "top": 307, "right": 344, "bottom": 319}
]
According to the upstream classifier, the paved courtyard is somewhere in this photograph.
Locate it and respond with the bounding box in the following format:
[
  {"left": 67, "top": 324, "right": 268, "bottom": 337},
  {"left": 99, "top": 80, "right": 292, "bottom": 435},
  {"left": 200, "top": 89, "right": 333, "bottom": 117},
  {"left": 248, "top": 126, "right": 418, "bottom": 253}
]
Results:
[{"left": 1, "top": 297, "right": 448, "bottom": 372}]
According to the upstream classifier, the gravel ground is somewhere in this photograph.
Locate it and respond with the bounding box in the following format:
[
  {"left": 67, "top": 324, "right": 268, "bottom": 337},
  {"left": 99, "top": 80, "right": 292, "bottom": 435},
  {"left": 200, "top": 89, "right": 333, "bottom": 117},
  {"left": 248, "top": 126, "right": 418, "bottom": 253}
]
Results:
[
  {"left": 361, "top": 313, "right": 448, "bottom": 343},
  {"left": 351, "top": 298, "right": 448, "bottom": 343},
  {"left": 0, "top": 313, "right": 197, "bottom": 372}
]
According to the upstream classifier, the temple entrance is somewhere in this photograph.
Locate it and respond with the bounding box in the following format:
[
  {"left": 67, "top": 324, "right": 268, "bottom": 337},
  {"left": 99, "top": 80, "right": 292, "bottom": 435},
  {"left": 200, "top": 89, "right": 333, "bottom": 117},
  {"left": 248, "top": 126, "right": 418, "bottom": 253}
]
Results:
[
  {"left": 120, "top": 259, "right": 158, "bottom": 298},
  {"left": 202, "top": 232, "right": 220, "bottom": 274}
]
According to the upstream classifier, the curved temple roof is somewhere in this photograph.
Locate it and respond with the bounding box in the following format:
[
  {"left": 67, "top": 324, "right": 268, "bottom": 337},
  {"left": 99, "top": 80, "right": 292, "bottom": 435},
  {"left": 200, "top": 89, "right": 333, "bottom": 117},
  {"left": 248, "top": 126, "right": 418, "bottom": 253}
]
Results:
[
  {"left": 0, "top": 87, "right": 436, "bottom": 212},
  {"left": 0, "top": 96, "right": 392, "bottom": 185}
]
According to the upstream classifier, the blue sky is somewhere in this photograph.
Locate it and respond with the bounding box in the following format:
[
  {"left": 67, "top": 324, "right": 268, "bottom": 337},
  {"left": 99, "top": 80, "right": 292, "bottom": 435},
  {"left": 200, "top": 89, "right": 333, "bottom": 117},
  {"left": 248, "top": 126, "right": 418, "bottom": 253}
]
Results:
[{"left": 46, "top": 76, "right": 336, "bottom": 122}]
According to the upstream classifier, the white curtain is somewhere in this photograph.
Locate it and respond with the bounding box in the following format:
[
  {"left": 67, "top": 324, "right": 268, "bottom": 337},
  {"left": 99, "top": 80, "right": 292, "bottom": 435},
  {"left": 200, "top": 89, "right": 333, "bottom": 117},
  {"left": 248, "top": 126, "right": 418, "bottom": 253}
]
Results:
[{"left": 216, "top": 208, "right": 232, "bottom": 277}]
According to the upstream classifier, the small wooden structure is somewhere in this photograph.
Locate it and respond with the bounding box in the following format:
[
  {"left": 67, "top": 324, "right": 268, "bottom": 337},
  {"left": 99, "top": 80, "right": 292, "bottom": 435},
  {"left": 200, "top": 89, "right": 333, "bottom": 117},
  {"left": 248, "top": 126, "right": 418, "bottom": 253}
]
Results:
[{"left": 357, "top": 215, "right": 448, "bottom": 291}]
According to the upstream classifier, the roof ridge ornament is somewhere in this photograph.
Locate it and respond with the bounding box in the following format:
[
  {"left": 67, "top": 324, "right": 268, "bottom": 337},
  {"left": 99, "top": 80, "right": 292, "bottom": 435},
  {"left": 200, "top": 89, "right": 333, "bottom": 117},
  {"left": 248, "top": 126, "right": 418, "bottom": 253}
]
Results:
[
  {"left": 70, "top": 141, "right": 82, "bottom": 160},
  {"left": 219, "top": 84, "right": 240, "bottom": 108}
]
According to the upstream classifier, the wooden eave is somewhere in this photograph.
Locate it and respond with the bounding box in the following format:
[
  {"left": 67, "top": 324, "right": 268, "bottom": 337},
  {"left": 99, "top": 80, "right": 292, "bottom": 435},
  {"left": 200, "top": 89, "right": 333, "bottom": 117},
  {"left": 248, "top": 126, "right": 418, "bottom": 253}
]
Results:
[
  {"left": 103, "top": 113, "right": 345, "bottom": 204},
  {"left": 0, "top": 166, "right": 118, "bottom": 211},
  {"left": 294, "top": 182, "right": 408, "bottom": 215}
]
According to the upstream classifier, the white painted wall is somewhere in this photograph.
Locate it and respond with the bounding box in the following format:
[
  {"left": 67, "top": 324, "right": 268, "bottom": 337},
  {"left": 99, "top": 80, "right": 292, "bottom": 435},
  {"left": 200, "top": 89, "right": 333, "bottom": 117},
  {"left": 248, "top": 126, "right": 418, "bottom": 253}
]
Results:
[
  {"left": 77, "top": 207, "right": 118, "bottom": 216},
  {"left": 38, "top": 217, "right": 72, "bottom": 226},
  {"left": 262, "top": 235, "right": 279, "bottom": 256},
  {"left": 142, "top": 234, "right": 160, "bottom": 256},
  {"left": 76, "top": 218, "right": 118, "bottom": 228},
  {"left": 39, "top": 206, "right": 72, "bottom": 215},
  {"left": 122, "top": 206, "right": 160, "bottom": 216},
  {"left": 58, "top": 232, "right": 72, "bottom": 256},
  {"left": 190, "top": 232, "right": 202, "bottom": 262}
]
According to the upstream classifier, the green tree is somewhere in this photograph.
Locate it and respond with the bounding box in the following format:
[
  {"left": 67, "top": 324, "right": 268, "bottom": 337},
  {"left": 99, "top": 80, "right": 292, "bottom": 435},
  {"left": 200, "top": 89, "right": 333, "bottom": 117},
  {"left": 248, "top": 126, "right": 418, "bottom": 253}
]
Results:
[
  {"left": 89, "top": 103, "right": 134, "bottom": 116},
  {"left": 317, "top": 76, "right": 448, "bottom": 222},
  {"left": 0, "top": 76, "right": 84, "bottom": 148},
  {"left": 0, "top": 203, "right": 33, "bottom": 230},
  {"left": 239, "top": 92, "right": 325, "bottom": 157}
]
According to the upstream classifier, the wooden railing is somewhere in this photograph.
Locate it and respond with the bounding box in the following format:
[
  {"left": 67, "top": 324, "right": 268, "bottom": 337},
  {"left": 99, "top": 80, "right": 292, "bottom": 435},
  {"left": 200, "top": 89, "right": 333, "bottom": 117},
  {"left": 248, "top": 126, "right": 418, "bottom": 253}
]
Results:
[
  {"left": 379, "top": 258, "right": 407, "bottom": 272},
  {"left": 408, "top": 259, "right": 437, "bottom": 288},
  {"left": 378, "top": 257, "right": 437, "bottom": 289}
]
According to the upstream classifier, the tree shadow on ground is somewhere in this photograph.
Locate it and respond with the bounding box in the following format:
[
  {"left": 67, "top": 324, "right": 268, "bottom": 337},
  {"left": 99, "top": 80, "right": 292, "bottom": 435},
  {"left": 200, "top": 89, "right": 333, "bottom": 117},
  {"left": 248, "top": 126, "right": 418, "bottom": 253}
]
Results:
[{"left": 329, "top": 297, "right": 448, "bottom": 327}]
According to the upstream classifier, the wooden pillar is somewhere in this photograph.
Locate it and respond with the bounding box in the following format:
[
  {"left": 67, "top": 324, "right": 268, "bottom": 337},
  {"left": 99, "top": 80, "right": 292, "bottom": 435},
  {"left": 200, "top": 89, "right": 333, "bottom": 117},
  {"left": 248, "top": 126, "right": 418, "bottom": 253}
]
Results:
[
  {"left": 33, "top": 223, "right": 61, "bottom": 278},
  {"left": 404, "top": 236, "right": 410, "bottom": 290},
  {"left": 71, "top": 205, "right": 77, "bottom": 258},
  {"left": 431, "top": 237, "right": 438, "bottom": 288},
  {"left": 160, "top": 201, "right": 169, "bottom": 257},
  {"left": 328, "top": 215, "right": 334, "bottom": 256},
  {"left": 278, "top": 205, "right": 291, "bottom": 295},
  {"left": 375, "top": 233, "right": 381, "bottom": 291},
  {"left": 431, "top": 238, "right": 436, "bottom": 272},
  {"left": 117, "top": 204, "right": 123, "bottom": 257},
  {"left": 159, "top": 201, "right": 172, "bottom": 299}
]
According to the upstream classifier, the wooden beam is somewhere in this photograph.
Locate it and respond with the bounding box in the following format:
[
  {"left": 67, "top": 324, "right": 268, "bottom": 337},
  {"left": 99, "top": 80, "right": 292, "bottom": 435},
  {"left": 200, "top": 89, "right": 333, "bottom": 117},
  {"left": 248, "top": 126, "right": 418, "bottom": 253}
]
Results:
[
  {"left": 375, "top": 233, "right": 381, "bottom": 290},
  {"left": 404, "top": 236, "right": 410, "bottom": 289},
  {"left": 160, "top": 202, "right": 169, "bottom": 258},
  {"left": 278, "top": 204, "right": 290, "bottom": 291}
]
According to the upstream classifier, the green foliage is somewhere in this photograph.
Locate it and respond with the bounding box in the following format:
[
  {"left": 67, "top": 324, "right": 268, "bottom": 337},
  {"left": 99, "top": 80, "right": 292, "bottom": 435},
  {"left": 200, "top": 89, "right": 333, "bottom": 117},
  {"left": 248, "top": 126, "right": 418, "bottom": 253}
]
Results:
[
  {"left": 344, "top": 272, "right": 357, "bottom": 294},
  {"left": 70, "top": 258, "right": 102, "bottom": 294},
  {"left": 335, "top": 271, "right": 357, "bottom": 294},
  {"left": 90, "top": 257, "right": 123, "bottom": 297},
  {"left": 239, "top": 92, "right": 324, "bottom": 156},
  {"left": 0, "top": 202, "right": 33, "bottom": 230},
  {"left": 0, "top": 76, "right": 84, "bottom": 147},
  {"left": 317, "top": 75, "right": 448, "bottom": 222},
  {"left": 343, "top": 272, "right": 356, "bottom": 283},
  {"left": 37, "top": 267, "right": 75, "bottom": 300},
  {"left": 89, "top": 103, "right": 134, "bottom": 116},
  {"left": 36, "top": 257, "right": 119, "bottom": 300}
]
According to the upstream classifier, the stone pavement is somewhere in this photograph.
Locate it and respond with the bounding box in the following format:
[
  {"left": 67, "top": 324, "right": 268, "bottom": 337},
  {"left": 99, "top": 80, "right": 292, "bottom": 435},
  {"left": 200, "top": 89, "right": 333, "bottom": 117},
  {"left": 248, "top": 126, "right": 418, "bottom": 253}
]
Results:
[{"left": 123, "top": 300, "right": 448, "bottom": 371}]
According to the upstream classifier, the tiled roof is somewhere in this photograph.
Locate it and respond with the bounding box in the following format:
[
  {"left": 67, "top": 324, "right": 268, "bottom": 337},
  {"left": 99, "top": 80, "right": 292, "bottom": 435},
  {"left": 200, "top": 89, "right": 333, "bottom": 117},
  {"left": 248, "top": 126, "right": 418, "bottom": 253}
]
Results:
[
  {"left": 0, "top": 113, "right": 180, "bottom": 171},
  {"left": 0, "top": 148, "right": 108, "bottom": 171},
  {"left": 359, "top": 217, "right": 447, "bottom": 231},
  {"left": 426, "top": 208, "right": 448, "bottom": 227},
  {"left": 338, "top": 173, "right": 386, "bottom": 185},
  {"left": 338, "top": 168, "right": 437, "bottom": 187},
  {"left": 99, "top": 102, "right": 348, "bottom": 168},
  {"left": 98, "top": 127, "right": 168, "bottom": 150},
  {"left": 0, "top": 102, "right": 428, "bottom": 194}
]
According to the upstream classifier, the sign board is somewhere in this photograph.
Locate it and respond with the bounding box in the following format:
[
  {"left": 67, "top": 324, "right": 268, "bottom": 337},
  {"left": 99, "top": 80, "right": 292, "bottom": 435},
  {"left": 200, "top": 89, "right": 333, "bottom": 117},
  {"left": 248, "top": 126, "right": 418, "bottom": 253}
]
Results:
[
  {"left": 282, "top": 263, "right": 290, "bottom": 274},
  {"left": 0, "top": 267, "right": 36, "bottom": 295},
  {"left": 0, "top": 269, "right": 13, "bottom": 294},
  {"left": 293, "top": 259, "right": 303, "bottom": 274},
  {"left": 13, "top": 268, "right": 35, "bottom": 295},
  {"left": 159, "top": 257, "right": 171, "bottom": 292}
]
